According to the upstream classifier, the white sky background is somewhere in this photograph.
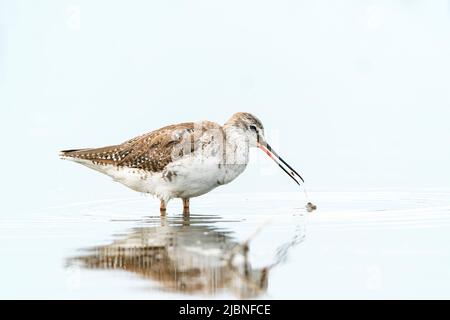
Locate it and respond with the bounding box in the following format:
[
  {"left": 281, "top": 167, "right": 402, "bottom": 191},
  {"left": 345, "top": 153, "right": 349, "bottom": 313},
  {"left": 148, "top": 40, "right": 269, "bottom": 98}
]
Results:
[{"left": 1, "top": 0, "right": 450, "bottom": 213}]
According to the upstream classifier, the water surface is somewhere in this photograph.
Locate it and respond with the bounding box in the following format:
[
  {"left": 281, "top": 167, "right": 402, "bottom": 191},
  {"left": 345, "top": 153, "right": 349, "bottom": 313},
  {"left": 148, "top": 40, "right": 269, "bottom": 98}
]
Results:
[{"left": 1, "top": 191, "right": 450, "bottom": 299}]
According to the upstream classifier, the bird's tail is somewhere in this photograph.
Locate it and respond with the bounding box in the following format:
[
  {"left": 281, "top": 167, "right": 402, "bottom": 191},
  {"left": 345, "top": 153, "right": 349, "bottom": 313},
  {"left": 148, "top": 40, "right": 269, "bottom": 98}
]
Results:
[
  {"left": 59, "top": 145, "right": 124, "bottom": 165},
  {"left": 59, "top": 148, "right": 92, "bottom": 160}
]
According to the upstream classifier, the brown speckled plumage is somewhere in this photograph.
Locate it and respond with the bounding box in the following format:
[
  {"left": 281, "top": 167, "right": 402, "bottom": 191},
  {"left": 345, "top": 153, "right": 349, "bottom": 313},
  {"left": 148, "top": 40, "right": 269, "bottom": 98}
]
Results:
[{"left": 61, "top": 121, "right": 223, "bottom": 173}]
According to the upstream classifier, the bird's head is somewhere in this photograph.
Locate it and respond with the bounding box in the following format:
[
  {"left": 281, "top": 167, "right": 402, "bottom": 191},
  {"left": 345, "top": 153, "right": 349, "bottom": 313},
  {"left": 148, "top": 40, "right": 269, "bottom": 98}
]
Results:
[
  {"left": 225, "top": 112, "right": 265, "bottom": 147},
  {"left": 225, "top": 112, "right": 305, "bottom": 185}
]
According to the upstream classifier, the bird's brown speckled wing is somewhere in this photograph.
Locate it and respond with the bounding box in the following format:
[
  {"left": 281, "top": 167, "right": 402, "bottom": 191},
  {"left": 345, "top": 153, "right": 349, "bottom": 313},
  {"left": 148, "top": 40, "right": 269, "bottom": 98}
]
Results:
[{"left": 61, "top": 121, "right": 222, "bottom": 172}]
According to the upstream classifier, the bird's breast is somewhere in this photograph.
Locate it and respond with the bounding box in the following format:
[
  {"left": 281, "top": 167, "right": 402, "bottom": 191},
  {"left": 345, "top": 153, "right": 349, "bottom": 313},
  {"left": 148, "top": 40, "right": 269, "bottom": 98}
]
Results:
[{"left": 217, "top": 163, "right": 247, "bottom": 185}]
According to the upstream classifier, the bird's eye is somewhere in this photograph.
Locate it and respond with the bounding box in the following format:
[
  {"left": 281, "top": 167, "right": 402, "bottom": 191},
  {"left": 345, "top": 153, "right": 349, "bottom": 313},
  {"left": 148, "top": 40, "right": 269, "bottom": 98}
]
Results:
[{"left": 249, "top": 125, "right": 257, "bottom": 132}]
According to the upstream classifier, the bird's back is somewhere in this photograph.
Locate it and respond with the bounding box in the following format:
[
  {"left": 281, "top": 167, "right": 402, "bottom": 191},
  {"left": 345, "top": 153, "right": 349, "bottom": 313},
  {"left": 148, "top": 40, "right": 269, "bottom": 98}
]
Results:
[
  {"left": 60, "top": 120, "right": 223, "bottom": 173},
  {"left": 60, "top": 120, "right": 230, "bottom": 197}
]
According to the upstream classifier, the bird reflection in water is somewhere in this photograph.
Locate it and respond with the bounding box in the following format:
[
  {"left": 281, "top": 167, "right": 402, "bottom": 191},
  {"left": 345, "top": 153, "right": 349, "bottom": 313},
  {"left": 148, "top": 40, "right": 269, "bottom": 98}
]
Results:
[{"left": 67, "top": 214, "right": 305, "bottom": 298}]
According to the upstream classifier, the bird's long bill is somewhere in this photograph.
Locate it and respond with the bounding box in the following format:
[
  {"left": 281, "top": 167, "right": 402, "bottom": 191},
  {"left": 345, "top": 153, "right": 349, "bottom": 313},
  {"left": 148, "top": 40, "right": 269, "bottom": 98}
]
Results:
[{"left": 258, "top": 141, "right": 305, "bottom": 186}]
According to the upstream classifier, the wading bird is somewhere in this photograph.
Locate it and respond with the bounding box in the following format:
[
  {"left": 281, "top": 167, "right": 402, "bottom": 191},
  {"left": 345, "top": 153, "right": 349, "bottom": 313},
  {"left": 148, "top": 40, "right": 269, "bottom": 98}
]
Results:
[{"left": 60, "top": 112, "right": 306, "bottom": 215}]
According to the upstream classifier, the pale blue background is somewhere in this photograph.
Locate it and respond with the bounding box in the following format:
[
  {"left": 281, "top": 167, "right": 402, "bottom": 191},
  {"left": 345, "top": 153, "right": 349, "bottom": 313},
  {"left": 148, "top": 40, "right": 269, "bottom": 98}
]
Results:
[
  {"left": 1, "top": 0, "right": 450, "bottom": 300},
  {"left": 1, "top": 0, "right": 450, "bottom": 214}
]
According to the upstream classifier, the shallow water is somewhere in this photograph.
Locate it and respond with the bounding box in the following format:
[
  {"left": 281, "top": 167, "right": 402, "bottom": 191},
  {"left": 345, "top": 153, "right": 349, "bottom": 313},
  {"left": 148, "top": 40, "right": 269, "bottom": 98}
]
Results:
[{"left": 1, "top": 191, "right": 450, "bottom": 299}]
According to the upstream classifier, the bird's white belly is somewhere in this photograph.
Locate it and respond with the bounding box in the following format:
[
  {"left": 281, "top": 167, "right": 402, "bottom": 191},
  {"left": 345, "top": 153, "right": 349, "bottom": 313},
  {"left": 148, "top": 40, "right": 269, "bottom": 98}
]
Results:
[
  {"left": 157, "top": 155, "right": 247, "bottom": 200},
  {"left": 70, "top": 154, "right": 247, "bottom": 201}
]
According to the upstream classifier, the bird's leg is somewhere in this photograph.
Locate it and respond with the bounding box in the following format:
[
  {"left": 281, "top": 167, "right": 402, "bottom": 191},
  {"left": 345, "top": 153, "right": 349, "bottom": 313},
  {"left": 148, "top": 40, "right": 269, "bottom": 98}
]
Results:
[
  {"left": 160, "top": 200, "right": 167, "bottom": 216},
  {"left": 182, "top": 198, "right": 190, "bottom": 215}
]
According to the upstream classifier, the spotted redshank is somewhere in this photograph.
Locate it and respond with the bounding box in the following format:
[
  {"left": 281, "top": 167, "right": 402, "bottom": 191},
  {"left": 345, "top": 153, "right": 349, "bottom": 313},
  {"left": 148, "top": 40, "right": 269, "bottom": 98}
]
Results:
[{"left": 60, "top": 112, "right": 308, "bottom": 214}]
